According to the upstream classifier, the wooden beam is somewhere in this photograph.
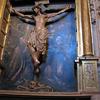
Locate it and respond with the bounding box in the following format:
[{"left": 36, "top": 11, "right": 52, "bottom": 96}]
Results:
[{"left": 35, "top": 0, "right": 49, "bottom": 4}]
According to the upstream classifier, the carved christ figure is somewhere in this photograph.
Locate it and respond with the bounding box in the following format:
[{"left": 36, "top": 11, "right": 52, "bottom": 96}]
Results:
[{"left": 12, "top": 3, "right": 74, "bottom": 82}]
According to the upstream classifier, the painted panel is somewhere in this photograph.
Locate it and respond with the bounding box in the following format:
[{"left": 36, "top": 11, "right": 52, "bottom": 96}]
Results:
[{"left": 1, "top": 4, "right": 77, "bottom": 92}]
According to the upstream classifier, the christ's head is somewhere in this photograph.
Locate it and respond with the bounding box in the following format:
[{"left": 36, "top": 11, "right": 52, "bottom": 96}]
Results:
[{"left": 32, "top": 3, "right": 43, "bottom": 14}]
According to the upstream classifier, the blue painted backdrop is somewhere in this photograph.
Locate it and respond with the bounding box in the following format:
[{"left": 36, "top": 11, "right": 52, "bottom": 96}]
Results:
[
  {"left": 1, "top": 11, "right": 77, "bottom": 92},
  {"left": 40, "top": 12, "right": 77, "bottom": 91}
]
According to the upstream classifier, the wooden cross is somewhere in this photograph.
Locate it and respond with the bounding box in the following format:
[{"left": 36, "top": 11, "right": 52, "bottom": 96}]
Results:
[{"left": 35, "top": 0, "right": 49, "bottom": 4}]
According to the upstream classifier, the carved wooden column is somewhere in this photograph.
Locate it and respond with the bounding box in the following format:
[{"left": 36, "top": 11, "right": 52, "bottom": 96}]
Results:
[
  {"left": 75, "top": 0, "right": 99, "bottom": 92},
  {"left": 81, "top": 0, "right": 93, "bottom": 56}
]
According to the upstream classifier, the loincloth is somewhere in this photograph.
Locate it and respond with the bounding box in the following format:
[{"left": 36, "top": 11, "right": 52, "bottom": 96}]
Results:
[{"left": 27, "top": 28, "right": 48, "bottom": 55}]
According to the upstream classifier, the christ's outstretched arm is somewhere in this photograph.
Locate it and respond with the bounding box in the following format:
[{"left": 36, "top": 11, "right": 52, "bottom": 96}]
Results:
[
  {"left": 12, "top": 8, "right": 33, "bottom": 19},
  {"left": 47, "top": 4, "right": 74, "bottom": 18}
]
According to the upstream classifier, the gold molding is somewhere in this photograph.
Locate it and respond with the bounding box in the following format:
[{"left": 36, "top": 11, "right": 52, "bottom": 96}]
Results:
[
  {"left": 81, "top": 0, "right": 93, "bottom": 56},
  {"left": 0, "top": 0, "right": 6, "bottom": 19},
  {"left": 75, "top": 0, "right": 84, "bottom": 57},
  {"left": 0, "top": 0, "right": 10, "bottom": 61},
  {"left": 0, "top": 0, "right": 6, "bottom": 29},
  {"left": 75, "top": 0, "right": 94, "bottom": 56}
]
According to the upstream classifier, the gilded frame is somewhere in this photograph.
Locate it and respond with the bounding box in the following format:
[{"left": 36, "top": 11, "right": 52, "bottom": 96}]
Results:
[{"left": 0, "top": 0, "right": 98, "bottom": 96}]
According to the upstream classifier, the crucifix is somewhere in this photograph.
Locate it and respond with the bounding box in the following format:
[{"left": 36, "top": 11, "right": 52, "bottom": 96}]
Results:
[{"left": 11, "top": 1, "right": 74, "bottom": 88}]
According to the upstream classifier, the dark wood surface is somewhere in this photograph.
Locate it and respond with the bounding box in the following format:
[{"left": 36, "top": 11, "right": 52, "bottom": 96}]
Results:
[
  {"left": 0, "top": 90, "right": 92, "bottom": 100},
  {"left": 0, "top": 90, "right": 99, "bottom": 96}
]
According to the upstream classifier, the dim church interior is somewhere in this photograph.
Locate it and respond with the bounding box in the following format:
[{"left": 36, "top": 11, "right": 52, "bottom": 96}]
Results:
[{"left": 0, "top": 0, "right": 100, "bottom": 100}]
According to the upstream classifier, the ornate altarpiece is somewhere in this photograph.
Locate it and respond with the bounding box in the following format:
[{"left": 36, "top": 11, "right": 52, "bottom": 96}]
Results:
[{"left": 0, "top": 0, "right": 99, "bottom": 97}]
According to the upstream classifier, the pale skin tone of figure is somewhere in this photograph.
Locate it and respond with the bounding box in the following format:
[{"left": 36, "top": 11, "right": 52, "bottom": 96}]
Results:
[{"left": 12, "top": 4, "right": 74, "bottom": 85}]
